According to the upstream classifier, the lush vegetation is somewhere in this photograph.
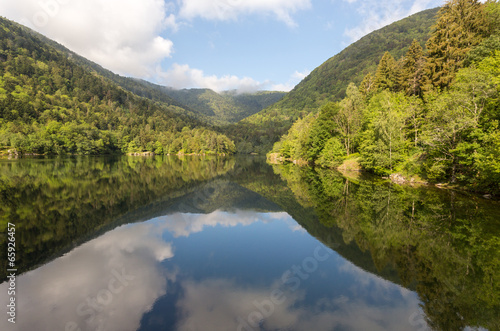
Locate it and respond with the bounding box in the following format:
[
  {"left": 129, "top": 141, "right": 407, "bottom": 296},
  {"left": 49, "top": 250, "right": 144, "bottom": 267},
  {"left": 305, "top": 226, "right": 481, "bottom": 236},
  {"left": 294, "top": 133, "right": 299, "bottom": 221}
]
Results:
[
  {"left": 270, "top": 0, "right": 500, "bottom": 194},
  {"left": 229, "top": 8, "right": 440, "bottom": 153},
  {"left": 0, "top": 17, "right": 235, "bottom": 155},
  {"left": 266, "top": 162, "right": 499, "bottom": 331}
]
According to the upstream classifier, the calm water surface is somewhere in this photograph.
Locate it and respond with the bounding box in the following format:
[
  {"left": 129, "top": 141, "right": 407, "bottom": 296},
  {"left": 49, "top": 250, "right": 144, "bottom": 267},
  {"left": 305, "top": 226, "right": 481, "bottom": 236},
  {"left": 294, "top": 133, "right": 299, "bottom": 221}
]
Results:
[{"left": 0, "top": 156, "right": 498, "bottom": 331}]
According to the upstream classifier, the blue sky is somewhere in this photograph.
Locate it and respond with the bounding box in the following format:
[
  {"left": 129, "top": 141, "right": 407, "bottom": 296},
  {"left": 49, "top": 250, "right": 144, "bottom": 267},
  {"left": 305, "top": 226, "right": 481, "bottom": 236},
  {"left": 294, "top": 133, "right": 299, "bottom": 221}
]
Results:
[{"left": 1, "top": 0, "right": 443, "bottom": 92}]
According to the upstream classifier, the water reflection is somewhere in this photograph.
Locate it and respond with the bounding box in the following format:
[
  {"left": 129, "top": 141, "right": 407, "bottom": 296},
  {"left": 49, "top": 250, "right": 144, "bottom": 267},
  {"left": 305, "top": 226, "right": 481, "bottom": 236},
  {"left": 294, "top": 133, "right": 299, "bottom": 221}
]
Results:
[
  {"left": 0, "top": 221, "right": 173, "bottom": 331},
  {"left": 0, "top": 156, "right": 498, "bottom": 330},
  {"left": 0, "top": 210, "right": 427, "bottom": 331}
]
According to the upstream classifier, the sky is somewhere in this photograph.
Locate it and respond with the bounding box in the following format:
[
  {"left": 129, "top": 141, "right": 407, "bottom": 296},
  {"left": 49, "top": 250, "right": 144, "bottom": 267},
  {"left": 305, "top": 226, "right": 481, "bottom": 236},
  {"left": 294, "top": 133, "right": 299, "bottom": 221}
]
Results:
[{"left": 0, "top": 0, "right": 443, "bottom": 92}]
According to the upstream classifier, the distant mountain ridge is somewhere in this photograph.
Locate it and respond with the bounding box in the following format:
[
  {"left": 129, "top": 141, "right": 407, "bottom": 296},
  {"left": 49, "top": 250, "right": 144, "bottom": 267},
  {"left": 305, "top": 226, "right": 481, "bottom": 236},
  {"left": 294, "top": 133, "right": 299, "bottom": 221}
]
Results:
[{"left": 10, "top": 22, "right": 284, "bottom": 125}]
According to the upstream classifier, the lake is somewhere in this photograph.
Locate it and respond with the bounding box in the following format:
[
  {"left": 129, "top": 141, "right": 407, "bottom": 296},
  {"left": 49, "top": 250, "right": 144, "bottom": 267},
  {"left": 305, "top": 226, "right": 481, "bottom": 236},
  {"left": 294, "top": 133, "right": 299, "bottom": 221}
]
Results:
[{"left": 0, "top": 156, "right": 499, "bottom": 331}]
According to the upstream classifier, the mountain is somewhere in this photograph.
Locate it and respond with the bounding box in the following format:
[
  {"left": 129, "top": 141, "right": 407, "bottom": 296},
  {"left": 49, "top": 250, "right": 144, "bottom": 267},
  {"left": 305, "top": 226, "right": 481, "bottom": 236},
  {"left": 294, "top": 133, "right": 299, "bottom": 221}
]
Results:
[
  {"left": 162, "top": 88, "right": 286, "bottom": 124},
  {"left": 0, "top": 16, "right": 235, "bottom": 155},
  {"left": 231, "top": 8, "right": 440, "bottom": 153},
  {"left": 10, "top": 24, "right": 285, "bottom": 125}
]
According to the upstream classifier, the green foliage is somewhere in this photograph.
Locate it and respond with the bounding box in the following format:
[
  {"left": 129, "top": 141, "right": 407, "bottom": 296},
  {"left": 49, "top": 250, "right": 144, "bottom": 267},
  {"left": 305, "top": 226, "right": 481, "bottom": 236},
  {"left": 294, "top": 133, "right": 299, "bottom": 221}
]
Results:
[
  {"left": 401, "top": 39, "right": 425, "bottom": 96},
  {"left": 269, "top": 0, "right": 500, "bottom": 193},
  {"left": 305, "top": 102, "right": 339, "bottom": 162},
  {"left": 316, "top": 137, "right": 345, "bottom": 168},
  {"left": 374, "top": 52, "right": 399, "bottom": 91},
  {"left": 0, "top": 17, "right": 236, "bottom": 156},
  {"left": 424, "top": 0, "right": 487, "bottom": 90},
  {"left": 160, "top": 88, "right": 286, "bottom": 125},
  {"left": 359, "top": 91, "right": 409, "bottom": 174}
]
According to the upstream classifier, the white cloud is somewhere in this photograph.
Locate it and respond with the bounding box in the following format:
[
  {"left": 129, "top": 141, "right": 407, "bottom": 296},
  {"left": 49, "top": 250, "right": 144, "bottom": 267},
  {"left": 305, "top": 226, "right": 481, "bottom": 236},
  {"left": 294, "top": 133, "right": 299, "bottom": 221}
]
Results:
[
  {"left": 179, "top": 0, "right": 312, "bottom": 27},
  {"left": 343, "top": 0, "right": 442, "bottom": 43},
  {"left": 271, "top": 69, "right": 310, "bottom": 91},
  {"left": 157, "top": 63, "right": 271, "bottom": 92},
  {"left": 0, "top": 0, "right": 174, "bottom": 78}
]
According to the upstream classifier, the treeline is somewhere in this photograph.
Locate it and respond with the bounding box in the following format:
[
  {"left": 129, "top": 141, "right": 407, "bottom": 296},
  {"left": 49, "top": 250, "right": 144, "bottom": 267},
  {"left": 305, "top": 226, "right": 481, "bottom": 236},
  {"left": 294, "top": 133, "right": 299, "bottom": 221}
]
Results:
[
  {"left": 270, "top": 0, "right": 500, "bottom": 194},
  {"left": 0, "top": 17, "right": 235, "bottom": 155}
]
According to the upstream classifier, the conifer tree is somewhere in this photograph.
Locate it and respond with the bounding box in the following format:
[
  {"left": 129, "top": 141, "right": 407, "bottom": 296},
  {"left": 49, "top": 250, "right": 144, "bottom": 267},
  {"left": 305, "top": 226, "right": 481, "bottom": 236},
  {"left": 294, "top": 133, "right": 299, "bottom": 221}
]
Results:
[
  {"left": 402, "top": 40, "right": 425, "bottom": 96},
  {"left": 374, "top": 52, "right": 399, "bottom": 92},
  {"left": 424, "top": 0, "right": 487, "bottom": 90}
]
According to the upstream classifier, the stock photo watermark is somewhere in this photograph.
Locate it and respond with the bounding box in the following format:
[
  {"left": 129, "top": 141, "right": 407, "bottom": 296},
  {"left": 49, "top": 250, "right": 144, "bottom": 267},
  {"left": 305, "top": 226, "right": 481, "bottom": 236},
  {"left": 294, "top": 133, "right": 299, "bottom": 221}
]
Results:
[
  {"left": 236, "top": 245, "right": 335, "bottom": 331},
  {"left": 20, "top": 0, "right": 70, "bottom": 28},
  {"left": 6, "top": 222, "right": 17, "bottom": 324},
  {"left": 64, "top": 267, "right": 135, "bottom": 331}
]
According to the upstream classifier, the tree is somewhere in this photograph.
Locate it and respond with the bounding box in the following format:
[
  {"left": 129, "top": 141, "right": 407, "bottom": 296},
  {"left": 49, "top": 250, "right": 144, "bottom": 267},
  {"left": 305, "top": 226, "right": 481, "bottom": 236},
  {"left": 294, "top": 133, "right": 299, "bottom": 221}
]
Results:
[
  {"left": 422, "top": 65, "right": 495, "bottom": 182},
  {"left": 374, "top": 52, "right": 399, "bottom": 92},
  {"left": 360, "top": 72, "right": 376, "bottom": 97},
  {"left": 336, "top": 83, "right": 364, "bottom": 155},
  {"left": 360, "top": 91, "right": 408, "bottom": 173},
  {"left": 424, "top": 0, "right": 487, "bottom": 90},
  {"left": 306, "top": 102, "right": 339, "bottom": 163},
  {"left": 401, "top": 39, "right": 425, "bottom": 96}
]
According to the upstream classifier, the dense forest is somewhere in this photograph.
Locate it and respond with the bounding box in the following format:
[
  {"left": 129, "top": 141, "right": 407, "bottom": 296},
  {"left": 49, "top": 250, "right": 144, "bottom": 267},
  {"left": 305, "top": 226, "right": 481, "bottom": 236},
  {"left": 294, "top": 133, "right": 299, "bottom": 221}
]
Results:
[
  {"left": 270, "top": 0, "right": 500, "bottom": 194},
  {"left": 0, "top": 17, "right": 235, "bottom": 155}
]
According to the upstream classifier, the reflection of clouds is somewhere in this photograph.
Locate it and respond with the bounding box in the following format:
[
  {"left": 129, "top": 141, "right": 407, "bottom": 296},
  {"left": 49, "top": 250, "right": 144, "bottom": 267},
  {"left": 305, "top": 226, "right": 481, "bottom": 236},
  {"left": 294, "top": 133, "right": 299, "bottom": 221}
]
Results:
[
  {"left": 176, "top": 272, "right": 427, "bottom": 331},
  {"left": 156, "top": 211, "right": 292, "bottom": 237},
  {"left": 175, "top": 279, "right": 303, "bottom": 331},
  {"left": 339, "top": 259, "right": 416, "bottom": 303},
  {"left": 0, "top": 222, "right": 173, "bottom": 331}
]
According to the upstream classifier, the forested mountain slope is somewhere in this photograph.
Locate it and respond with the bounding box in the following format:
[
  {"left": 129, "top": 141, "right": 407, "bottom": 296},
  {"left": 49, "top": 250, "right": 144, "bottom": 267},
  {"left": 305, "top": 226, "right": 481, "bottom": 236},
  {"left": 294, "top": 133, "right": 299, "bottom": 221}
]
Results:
[
  {"left": 230, "top": 8, "right": 440, "bottom": 153},
  {"left": 9, "top": 21, "right": 283, "bottom": 125},
  {"left": 270, "top": 0, "right": 500, "bottom": 194},
  {"left": 153, "top": 87, "right": 286, "bottom": 124},
  {"left": 0, "top": 16, "right": 235, "bottom": 155}
]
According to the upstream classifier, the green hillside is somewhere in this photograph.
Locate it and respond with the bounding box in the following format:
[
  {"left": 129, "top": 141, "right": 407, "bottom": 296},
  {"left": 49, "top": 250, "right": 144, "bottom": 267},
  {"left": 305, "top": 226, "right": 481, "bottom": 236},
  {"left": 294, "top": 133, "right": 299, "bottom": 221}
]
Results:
[
  {"left": 231, "top": 8, "right": 440, "bottom": 153},
  {"left": 270, "top": 8, "right": 439, "bottom": 112},
  {"left": 0, "top": 16, "right": 235, "bottom": 155},
  {"left": 159, "top": 88, "right": 286, "bottom": 124},
  {"left": 14, "top": 26, "right": 285, "bottom": 125}
]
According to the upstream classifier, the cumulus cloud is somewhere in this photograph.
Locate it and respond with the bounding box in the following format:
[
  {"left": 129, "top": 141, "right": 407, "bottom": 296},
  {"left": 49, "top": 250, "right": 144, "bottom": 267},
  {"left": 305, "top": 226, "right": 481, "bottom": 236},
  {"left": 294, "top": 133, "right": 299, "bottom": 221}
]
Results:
[
  {"left": 157, "top": 63, "right": 271, "bottom": 92},
  {"left": 179, "top": 0, "right": 312, "bottom": 27},
  {"left": 343, "top": 0, "right": 442, "bottom": 42},
  {"left": 0, "top": 0, "right": 175, "bottom": 78}
]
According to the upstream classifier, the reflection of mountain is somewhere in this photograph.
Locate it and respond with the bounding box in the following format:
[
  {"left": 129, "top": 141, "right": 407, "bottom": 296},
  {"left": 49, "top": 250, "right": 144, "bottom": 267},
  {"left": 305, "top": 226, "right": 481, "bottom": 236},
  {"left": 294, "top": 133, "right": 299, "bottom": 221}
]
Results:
[
  {"left": 0, "top": 156, "right": 281, "bottom": 279},
  {"left": 1, "top": 156, "right": 498, "bottom": 330},
  {"left": 260, "top": 164, "right": 500, "bottom": 331},
  {"left": 0, "top": 156, "right": 235, "bottom": 279}
]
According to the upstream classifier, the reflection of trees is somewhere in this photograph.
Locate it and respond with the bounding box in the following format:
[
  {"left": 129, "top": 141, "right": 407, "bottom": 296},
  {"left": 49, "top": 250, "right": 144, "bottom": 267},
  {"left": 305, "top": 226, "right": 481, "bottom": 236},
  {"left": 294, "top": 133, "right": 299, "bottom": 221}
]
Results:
[
  {"left": 271, "top": 163, "right": 500, "bottom": 331},
  {"left": 0, "top": 156, "right": 234, "bottom": 279}
]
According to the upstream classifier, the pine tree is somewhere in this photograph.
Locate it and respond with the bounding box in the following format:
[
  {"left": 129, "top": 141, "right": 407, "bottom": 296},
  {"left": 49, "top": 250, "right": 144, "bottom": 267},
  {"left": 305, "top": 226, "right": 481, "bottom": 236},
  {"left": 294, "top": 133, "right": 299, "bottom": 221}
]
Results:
[
  {"left": 424, "top": 0, "right": 487, "bottom": 91},
  {"left": 402, "top": 40, "right": 425, "bottom": 96},
  {"left": 374, "top": 52, "right": 399, "bottom": 92}
]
